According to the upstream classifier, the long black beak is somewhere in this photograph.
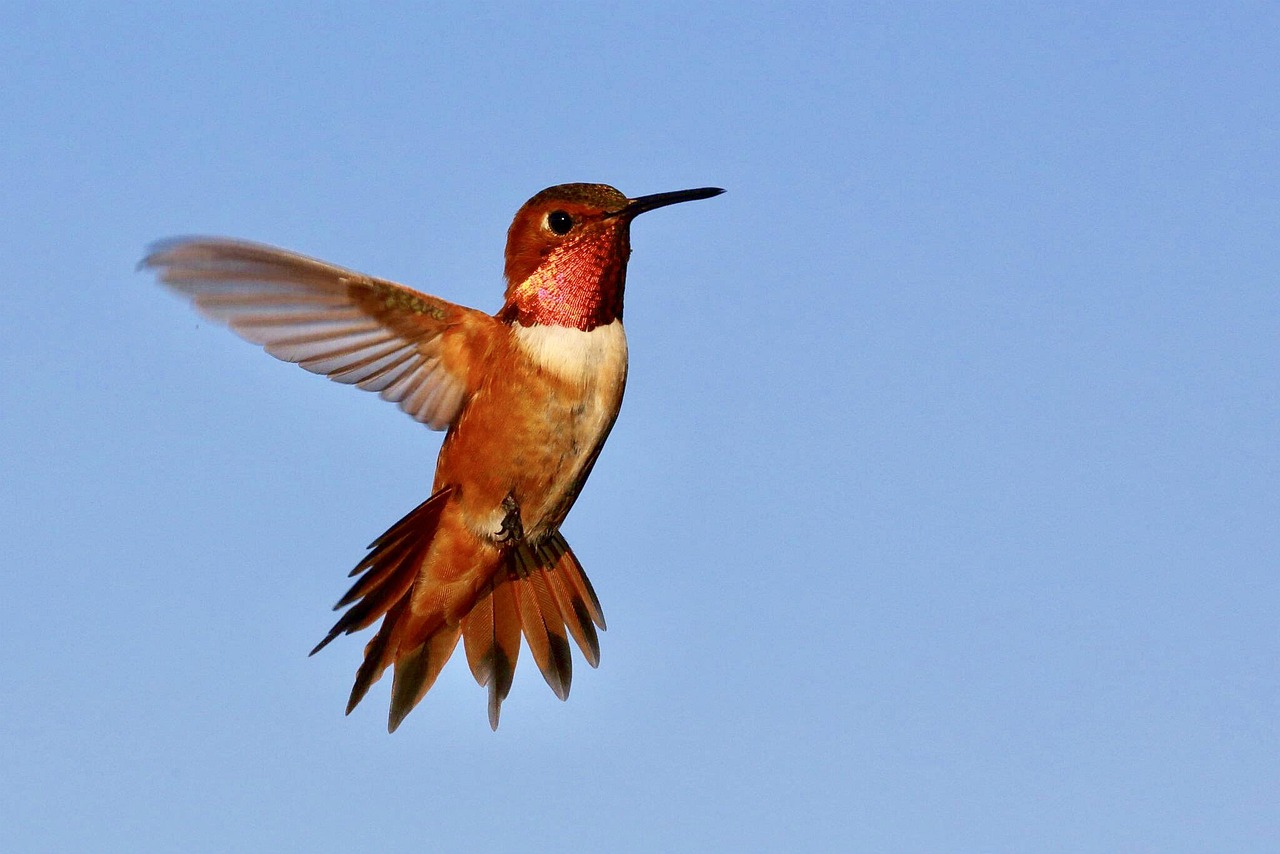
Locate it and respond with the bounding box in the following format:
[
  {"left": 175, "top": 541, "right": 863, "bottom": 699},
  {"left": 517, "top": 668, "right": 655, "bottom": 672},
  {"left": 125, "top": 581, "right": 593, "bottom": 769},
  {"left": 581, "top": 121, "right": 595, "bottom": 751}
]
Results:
[{"left": 612, "top": 187, "right": 725, "bottom": 218}]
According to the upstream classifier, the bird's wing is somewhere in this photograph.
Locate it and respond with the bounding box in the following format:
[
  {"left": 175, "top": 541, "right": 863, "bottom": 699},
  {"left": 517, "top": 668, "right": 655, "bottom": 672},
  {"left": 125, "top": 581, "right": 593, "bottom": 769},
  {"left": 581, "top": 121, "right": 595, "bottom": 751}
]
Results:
[{"left": 142, "top": 237, "right": 498, "bottom": 431}]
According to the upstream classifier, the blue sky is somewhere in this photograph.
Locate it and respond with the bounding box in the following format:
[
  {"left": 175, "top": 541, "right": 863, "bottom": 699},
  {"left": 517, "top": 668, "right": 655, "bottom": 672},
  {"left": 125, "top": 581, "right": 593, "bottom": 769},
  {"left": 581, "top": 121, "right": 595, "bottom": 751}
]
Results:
[{"left": 1, "top": 3, "right": 1276, "bottom": 852}]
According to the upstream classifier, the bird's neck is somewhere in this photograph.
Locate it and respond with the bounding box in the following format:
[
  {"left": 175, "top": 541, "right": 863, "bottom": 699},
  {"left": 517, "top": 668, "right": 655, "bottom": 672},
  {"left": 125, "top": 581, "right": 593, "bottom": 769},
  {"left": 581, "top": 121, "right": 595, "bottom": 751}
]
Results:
[{"left": 500, "top": 244, "right": 629, "bottom": 332}]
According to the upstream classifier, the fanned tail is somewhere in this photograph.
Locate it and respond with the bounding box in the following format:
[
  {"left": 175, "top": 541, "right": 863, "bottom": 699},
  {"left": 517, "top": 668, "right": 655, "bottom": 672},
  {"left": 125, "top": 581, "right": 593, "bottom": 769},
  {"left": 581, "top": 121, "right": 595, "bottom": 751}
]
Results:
[
  {"left": 314, "top": 493, "right": 607, "bottom": 731},
  {"left": 310, "top": 489, "right": 452, "bottom": 659},
  {"left": 461, "top": 532, "right": 606, "bottom": 729}
]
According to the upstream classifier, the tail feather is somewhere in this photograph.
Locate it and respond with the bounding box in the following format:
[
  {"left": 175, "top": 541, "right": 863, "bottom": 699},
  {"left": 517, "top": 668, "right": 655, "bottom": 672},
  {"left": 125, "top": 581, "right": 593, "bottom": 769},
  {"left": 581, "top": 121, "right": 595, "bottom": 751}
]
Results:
[
  {"left": 487, "top": 574, "right": 522, "bottom": 728},
  {"left": 387, "top": 626, "right": 461, "bottom": 732},
  {"left": 512, "top": 545, "right": 573, "bottom": 701},
  {"left": 334, "top": 532, "right": 421, "bottom": 607},
  {"left": 312, "top": 549, "right": 415, "bottom": 652},
  {"left": 541, "top": 533, "right": 606, "bottom": 631},
  {"left": 462, "top": 573, "right": 523, "bottom": 729},
  {"left": 309, "top": 489, "right": 450, "bottom": 656},
  {"left": 345, "top": 597, "right": 405, "bottom": 713},
  {"left": 314, "top": 489, "right": 607, "bottom": 730},
  {"left": 541, "top": 544, "right": 601, "bottom": 668},
  {"left": 362, "top": 492, "right": 446, "bottom": 553},
  {"left": 539, "top": 534, "right": 606, "bottom": 668},
  {"left": 461, "top": 581, "right": 497, "bottom": 687}
]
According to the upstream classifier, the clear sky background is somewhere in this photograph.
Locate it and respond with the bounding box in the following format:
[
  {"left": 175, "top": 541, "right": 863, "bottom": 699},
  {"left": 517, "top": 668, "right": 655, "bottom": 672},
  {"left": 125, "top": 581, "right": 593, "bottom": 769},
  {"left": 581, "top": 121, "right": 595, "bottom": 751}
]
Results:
[{"left": 1, "top": 4, "right": 1276, "bottom": 852}]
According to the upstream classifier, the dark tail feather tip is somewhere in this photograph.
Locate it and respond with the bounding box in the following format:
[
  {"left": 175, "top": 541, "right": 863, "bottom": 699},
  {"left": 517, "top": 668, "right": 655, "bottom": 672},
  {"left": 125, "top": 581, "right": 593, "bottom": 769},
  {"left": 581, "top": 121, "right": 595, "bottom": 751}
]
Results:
[
  {"left": 488, "top": 693, "right": 501, "bottom": 731},
  {"left": 309, "top": 633, "right": 338, "bottom": 657}
]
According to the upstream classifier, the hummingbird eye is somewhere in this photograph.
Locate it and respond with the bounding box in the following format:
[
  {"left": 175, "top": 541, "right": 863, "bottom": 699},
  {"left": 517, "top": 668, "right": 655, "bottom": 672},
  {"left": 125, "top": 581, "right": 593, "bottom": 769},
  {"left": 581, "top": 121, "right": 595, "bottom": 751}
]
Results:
[{"left": 546, "top": 210, "right": 575, "bottom": 235}]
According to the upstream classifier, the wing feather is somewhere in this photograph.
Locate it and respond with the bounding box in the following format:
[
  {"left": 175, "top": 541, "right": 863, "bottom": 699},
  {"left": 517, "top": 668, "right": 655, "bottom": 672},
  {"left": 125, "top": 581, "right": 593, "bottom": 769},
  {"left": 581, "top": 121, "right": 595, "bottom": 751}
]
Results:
[{"left": 142, "top": 237, "right": 496, "bottom": 431}]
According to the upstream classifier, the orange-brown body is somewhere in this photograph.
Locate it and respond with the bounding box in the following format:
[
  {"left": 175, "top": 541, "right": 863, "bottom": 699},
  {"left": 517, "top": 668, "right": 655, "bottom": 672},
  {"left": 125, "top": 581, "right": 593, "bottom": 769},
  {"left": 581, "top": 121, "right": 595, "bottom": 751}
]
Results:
[{"left": 143, "top": 182, "right": 722, "bottom": 730}]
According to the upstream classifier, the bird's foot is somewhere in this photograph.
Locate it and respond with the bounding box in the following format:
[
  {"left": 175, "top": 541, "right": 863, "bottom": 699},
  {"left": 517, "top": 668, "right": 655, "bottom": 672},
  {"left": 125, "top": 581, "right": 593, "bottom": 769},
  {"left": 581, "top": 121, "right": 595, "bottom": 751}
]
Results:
[{"left": 494, "top": 494, "right": 524, "bottom": 544}]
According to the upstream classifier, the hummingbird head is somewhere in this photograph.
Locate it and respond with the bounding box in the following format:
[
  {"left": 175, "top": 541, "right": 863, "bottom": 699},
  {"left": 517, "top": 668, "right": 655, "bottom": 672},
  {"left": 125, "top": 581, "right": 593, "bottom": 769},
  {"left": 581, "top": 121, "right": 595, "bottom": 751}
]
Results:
[{"left": 500, "top": 183, "right": 724, "bottom": 331}]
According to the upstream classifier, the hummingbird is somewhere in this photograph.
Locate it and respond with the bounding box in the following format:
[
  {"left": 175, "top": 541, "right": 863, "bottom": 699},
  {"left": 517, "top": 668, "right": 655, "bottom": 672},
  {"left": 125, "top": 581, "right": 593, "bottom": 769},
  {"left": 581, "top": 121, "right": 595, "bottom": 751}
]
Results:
[{"left": 142, "top": 183, "right": 724, "bottom": 731}]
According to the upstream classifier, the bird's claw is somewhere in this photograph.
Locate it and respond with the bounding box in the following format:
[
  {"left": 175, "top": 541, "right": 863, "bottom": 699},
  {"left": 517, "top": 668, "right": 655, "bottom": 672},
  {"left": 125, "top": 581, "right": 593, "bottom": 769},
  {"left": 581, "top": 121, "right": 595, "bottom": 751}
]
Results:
[{"left": 494, "top": 494, "right": 524, "bottom": 544}]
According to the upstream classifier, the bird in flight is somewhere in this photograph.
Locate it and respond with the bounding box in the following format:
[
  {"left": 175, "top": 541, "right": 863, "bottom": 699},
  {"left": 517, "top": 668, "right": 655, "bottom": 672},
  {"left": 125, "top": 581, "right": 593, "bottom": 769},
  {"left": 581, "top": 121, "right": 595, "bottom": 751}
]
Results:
[{"left": 142, "top": 183, "right": 724, "bottom": 730}]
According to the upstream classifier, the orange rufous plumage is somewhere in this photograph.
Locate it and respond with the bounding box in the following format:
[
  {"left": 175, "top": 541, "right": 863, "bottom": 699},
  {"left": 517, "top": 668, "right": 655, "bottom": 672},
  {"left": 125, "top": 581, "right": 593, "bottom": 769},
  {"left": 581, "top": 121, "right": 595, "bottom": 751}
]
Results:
[{"left": 142, "top": 183, "right": 723, "bottom": 730}]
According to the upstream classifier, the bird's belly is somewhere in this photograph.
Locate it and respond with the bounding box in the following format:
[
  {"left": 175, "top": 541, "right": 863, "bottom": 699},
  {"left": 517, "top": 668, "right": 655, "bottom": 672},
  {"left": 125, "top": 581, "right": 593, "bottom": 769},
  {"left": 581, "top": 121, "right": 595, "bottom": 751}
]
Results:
[
  {"left": 441, "top": 321, "right": 628, "bottom": 543},
  {"left": 506, "top": 386, "right": 617, "bottom": 532}
]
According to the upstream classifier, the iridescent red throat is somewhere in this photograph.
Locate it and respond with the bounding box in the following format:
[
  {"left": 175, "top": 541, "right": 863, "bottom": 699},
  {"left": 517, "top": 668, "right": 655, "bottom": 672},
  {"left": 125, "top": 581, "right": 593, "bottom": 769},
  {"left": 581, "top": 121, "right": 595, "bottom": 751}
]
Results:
[{"left": 501, "top": 232, "right": 630, "bottom": 331}]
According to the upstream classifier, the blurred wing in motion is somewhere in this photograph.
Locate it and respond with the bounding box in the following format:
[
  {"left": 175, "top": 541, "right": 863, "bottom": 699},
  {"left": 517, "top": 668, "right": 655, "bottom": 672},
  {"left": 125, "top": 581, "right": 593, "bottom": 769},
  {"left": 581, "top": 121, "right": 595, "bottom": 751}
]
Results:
[{"left": 142, "top": 238, "right": 497, "bottom": 430}]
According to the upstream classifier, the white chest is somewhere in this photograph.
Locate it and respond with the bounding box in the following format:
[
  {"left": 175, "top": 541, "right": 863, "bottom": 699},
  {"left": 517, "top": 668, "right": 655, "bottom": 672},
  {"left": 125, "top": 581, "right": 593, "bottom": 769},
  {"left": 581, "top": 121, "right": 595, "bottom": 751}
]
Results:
[
  {"left": 506, "top": 320, "right": 629, "bottom": 533},
  {"left": 513, "top": 320, "right": 629, "bottom": 389}
]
